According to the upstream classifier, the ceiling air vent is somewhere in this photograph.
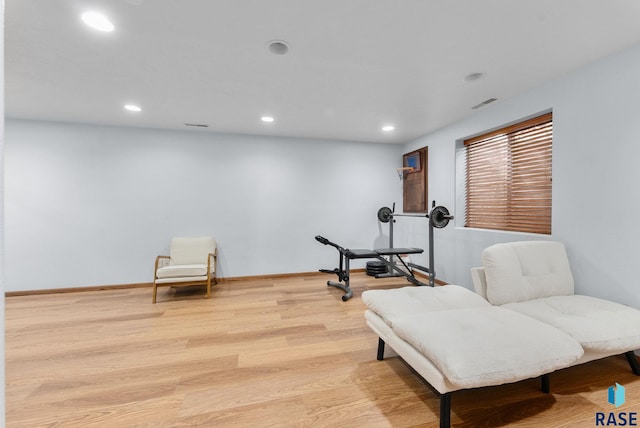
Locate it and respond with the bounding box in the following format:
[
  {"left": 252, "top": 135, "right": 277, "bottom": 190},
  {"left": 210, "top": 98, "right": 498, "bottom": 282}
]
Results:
[
  {"left": 184, "top": 123, "right": 209, "bottom": 128},
  {"left": 472, "top": 98, "right": 498, "bottom": 109}
]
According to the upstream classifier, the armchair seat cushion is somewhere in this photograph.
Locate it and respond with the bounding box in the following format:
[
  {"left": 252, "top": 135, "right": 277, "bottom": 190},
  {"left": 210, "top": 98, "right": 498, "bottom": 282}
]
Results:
[
  {"left": 155, "top": 275, "right": 208, "bottom": 285},
  {"left": 503, "top": 295, "right": 640, "bottom": 353},
  {"left": 156, "top": 264, "right": 208, "bottom": 279}
]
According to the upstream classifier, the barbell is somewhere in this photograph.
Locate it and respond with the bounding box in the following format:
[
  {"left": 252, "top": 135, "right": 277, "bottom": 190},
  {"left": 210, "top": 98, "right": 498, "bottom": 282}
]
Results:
[{"left": 377, "top": 205, "right": 454, "bottom": 229}]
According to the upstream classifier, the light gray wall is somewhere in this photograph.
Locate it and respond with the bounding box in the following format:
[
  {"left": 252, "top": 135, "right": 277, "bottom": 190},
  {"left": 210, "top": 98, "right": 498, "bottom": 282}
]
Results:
[
  {"left": 4, "top": 121, "right": 403, "bottom": 291},
  {"left": 402, "top": 41, "right": 640, "bottom": 308}
]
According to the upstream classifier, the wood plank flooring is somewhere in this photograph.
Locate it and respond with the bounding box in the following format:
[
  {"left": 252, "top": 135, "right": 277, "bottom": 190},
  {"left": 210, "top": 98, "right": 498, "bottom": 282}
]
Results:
[{"left": 5, "top": 273, "right": 640, "bottom": 427}]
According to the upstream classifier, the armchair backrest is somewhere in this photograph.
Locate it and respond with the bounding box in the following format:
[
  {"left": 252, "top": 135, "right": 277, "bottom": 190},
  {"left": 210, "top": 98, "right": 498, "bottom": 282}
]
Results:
[
  {"left": 169, "top": 237, "right": 216, "bottom": 265},
  {"left": 481, "top": 241, "right": 574, "bottom": 305}
]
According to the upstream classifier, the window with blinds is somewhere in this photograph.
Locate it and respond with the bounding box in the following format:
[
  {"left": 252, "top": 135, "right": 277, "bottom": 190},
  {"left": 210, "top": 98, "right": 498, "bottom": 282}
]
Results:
[{"left": 464, "top": 112, "right": 552, "bottom": 234}]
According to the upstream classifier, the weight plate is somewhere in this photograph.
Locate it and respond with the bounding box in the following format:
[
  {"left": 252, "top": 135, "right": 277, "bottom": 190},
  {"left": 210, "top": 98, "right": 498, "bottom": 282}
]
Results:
[
  {"left": 377, "top": 206, "right": 393, "bottom": 223},
  {"left": 430, "top": 206, "right": 451, "bottom": 228}
]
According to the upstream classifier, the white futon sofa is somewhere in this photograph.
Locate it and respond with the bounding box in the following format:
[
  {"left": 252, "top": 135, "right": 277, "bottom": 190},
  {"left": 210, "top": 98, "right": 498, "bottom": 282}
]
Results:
[
  {"left": 362, "top": 241, "right": 640, "bottom": 428},
  {"left": 472, "top": 241, "right": 640, "bottom": 369}
]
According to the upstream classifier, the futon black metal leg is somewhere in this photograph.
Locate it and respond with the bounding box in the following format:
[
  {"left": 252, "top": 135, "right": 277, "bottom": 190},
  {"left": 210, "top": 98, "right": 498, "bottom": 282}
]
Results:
[
  {"left": 625, "top": 351, "right": 640, "bottom": 375},
  {"left": 440, "top": 392, "right": 451, "bottom": 428},
  {"left": 541, "top": 373, "right": 550, "bottom": 393},
  {"left": 377, "top": 338, "right": 385, "bottom": 361}
]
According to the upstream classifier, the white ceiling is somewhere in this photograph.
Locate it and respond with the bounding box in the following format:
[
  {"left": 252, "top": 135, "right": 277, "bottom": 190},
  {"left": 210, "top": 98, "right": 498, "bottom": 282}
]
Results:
[{"left": 6, "top": 1, "right": 640, "bottom": 144}]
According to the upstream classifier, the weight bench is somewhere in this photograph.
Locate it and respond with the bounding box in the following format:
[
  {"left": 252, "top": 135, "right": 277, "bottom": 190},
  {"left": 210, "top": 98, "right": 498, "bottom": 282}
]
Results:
[{"left": 315, "top": 235, "right": 430, "bottom": 301}]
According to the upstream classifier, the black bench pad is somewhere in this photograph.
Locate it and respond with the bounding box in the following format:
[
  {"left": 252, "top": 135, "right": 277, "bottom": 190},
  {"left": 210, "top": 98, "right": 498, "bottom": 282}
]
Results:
[
  {"left": 344, "top": 249, "right": 379, "bottom": 259},
  {"left": 375, "top": 247, "right": 424, "bottom": 256}
]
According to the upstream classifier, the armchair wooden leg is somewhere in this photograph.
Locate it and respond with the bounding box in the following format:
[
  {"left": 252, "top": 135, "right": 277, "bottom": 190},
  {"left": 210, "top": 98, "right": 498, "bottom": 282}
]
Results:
[
  {"left": 206, "top": 277, "right": 211, "bottom": 299},
  {"left": 152, "top": 282, "right": 157, "bottom": 304}
]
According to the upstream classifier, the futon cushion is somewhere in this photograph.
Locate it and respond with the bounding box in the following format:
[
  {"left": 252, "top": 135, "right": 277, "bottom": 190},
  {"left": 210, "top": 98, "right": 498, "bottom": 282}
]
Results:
[
  {"left": 156, "top": 264, "right": 208, "bottom": 278},
  {"left": 503, "top": 295, "right": 640, "bottom": 353},
  {"left": 392, "top": 307, "right": 584, "bottom": 389},
  {"left": 482, "top": 241, "right": 574, "bottom": 305},
  {"left": 362, "top": 285, "right": 490, "bottom": 328}
]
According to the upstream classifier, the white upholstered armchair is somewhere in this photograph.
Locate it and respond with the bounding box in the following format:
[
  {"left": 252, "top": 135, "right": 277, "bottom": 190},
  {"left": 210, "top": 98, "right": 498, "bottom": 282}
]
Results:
[{"left": 153, "top": 237, "right": 217, "bottom": 303}]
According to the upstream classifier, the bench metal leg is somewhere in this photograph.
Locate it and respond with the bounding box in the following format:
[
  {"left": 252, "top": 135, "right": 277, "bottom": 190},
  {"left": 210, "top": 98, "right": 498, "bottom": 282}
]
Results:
[
  {"left": 625, "top": 351, "right": 640, "bottom": 375},
  {"left": 327, "top": 280, "right": 353, "bottom": 301},
  {"left": 327, "top": 256, "right": 353, "bottom": 301},
  {"left": 440, "top": 392, "right": 451, "bottom": 428},
  {"left": 377, "top": 338, "right": 385, "bottom": 360},
  {"left": 375, "top": 255, "right": 431, "bottom": 287}
]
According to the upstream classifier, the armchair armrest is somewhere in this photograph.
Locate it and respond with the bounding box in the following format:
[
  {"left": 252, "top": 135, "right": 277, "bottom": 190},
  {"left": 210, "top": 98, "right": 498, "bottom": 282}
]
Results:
[
  {"left": 154, "top": 255, "right": 170, "bottom": 279},
  {"left": 207, "top": 250, "right": 217, "bottom": 274}
]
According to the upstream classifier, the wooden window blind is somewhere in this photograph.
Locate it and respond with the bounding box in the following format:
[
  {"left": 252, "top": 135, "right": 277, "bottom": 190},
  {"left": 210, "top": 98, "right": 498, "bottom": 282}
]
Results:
[{"left": 464, "top": 112, "right": 552, "bottom": 234}]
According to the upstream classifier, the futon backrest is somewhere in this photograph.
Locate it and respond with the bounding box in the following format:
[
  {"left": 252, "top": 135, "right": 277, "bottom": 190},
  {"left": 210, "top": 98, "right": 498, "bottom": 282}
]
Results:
[
  {"left": 170, "top": 237, "right": 216, "bottom": 265},
  {"left": 481, "top": 241, "right": 574, "bottom": 305}
]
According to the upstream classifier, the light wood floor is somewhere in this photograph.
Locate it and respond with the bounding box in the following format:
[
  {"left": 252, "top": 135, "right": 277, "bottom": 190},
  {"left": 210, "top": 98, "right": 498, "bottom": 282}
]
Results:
[{"left": 5, "top": 273, "right": 640, "bottom": 427}]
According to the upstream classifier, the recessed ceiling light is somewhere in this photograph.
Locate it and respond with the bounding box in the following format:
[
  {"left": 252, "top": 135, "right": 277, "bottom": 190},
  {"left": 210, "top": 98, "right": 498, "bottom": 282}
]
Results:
[
  {"left": 124, "top": 104, "right": 142, "bottom": 112},
  {"left": 266, "top": 40, "right": 290, "bottom": 55},
  {"left": 81, "top": 11, "right": 115, "bottom": 32},
  {"left": 464, "top": 72, "right": 484, "bottom": 82},
  {"left": 261, "top": 116, "right": 275, "bottom": 123},
  {"left": 382, "top": 125, "right": 395, "bottom": 132}
]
